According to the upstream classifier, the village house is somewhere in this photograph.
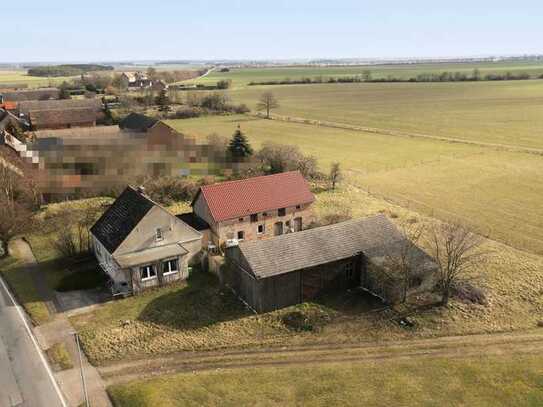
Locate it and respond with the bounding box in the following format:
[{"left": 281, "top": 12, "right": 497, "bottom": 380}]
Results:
[
  {"left": 191, "top": 171, "right": 315, "bottom": 247},
  {"left": 226, "top": 214, "right": 437, "bottom": 312},
  {"left": 90, "top": 186, "right": 202, "bottom": 295}
]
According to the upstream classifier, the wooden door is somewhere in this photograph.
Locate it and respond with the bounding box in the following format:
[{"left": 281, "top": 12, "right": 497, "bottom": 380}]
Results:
[{"left": 274, "top": 221, "right": 283, "bottom": 236}]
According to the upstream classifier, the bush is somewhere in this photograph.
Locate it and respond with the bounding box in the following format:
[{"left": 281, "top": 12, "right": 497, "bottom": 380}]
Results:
[
  {"left": 281, "top": 304, "right": 332, "bottom": 332},
  {"left": 216, "top": 79, "right": 232, "bottom": 89},
  {"left": 170, "top": 107, "right": 202, "bottom": 119},
  {"left": 144, "top": 177, "right": 201, "bottom": 206},
  {"left": 452, "top": 282, "right": 487, "bottom": 305},
  {"left": 257, "top": 142, "right": 322, "bottom": 180}
]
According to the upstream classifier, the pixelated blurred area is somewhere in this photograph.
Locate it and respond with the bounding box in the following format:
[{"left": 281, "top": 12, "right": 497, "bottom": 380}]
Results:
[{"left": 13, "top": 115, "right": 228, "bottom": 201}]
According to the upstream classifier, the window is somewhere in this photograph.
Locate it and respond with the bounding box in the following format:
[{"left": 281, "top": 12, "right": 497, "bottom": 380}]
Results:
[
  {"left": 250, "top": 214, "right": 258, "bottom": 223},
  {"left": 141, "top": 265, "right": 156, "bottom": 281},
  {"left": 296, "top": 205, "right": 301, "bottom": 210},
  {"left": 278, "top": 208, "right": 286, "bottom": 216},
  {"left": 263, "top": 212, "right": 268, "bottom": 217},
  {"left": 257, "top": 224, "right": 265, "bottom": 234},
  {"left": 155, "top": 228, "right": 163, "bottom": 241},
  {"left": 239, "top": 217, "right": 244, "bottom": 222},
  {"left": 237, "top": 231, "right": 245, "bottom": 241},
  {"left": 345, "top": 263, "right": 354, "bottom": 280},
  {"left": 162, "top": 259, "right": 179, "bottom": 275}
]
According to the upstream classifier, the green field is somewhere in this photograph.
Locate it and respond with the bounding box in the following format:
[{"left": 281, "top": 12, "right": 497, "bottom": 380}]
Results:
[
  {"left": 194, "top": 61, "right": 543, "bottom": 87},
  {"left": 168, "top": 115, "right": 543, "bottom": 254},
  {"left": 0, "top": 70, "right": 76, "bottom": 87},
  {"left": 226, "top": 80, "right": 543, "bottom": 150},
  {"left": 108, "top": 354, "right": 543, "bottom": 407}
]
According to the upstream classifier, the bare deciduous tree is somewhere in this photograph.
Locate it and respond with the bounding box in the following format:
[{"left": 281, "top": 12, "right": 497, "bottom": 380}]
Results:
[
  {"left": 256, "top": 91, "right": 279, "bottom": 119},
  {"left": 329, "top": 162, "right": 342, "bottom": 190},
  {"left": 427, "top": 223, "right": 488, "bottom": 305},
  {"left": 384, "top": 222, "right": 425, "bottom": 303},
  {"left": 0, "top": 165, "right": 34, "bottom": 257}
]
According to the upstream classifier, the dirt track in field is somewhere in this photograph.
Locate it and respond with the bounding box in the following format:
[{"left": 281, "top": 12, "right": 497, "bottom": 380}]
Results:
[{"left": 99, "top": 329, "right": 543, "bottom": 384}]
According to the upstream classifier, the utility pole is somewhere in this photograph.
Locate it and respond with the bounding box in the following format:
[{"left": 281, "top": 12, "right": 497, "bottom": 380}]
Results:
[{"left": 73, "top": 332, "right": 90, "bottom": 407}]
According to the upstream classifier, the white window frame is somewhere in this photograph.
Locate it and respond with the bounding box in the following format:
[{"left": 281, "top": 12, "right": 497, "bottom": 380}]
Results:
[
  {"left": 141, "top": 264, "right": 157, "bottom": 281},
  {"left": 162, "top": 258, "right": 179, "bottom": 276},
  {"left": 257, "top": 224, "right": 265, "bottom": 235},
  {"left": 237, "top": 230, "right": 245, "bottom": 241}
]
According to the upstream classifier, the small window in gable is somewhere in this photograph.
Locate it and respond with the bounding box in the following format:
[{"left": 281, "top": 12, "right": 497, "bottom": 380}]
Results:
[{"left": 156, "top": 228, "right": 163, "bottom": 241}]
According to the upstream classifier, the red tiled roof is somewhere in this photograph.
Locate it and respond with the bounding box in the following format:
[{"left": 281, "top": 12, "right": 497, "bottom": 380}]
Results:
[{"left": 195, "top": 171, "right": 315, "bottom": 222}]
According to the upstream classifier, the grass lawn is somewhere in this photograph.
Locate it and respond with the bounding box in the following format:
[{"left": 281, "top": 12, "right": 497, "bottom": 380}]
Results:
[
  {"left": 107, "top": 353, "right": 543, "bottom": 407},
  {"left": 168, "top": 115, "right": 543, "bottom": 255},
  {"left": 0, "top": 255, "right": 51, "bottom": 324}
]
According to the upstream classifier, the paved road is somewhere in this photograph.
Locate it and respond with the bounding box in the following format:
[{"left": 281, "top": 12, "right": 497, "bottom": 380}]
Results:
[{"left": 0, "top": 277, "right": 66, "bottom": 407}]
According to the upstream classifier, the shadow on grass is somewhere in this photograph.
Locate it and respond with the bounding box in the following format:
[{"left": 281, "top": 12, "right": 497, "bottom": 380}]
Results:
[{"left": 137, "top": 271, "right": 252, "bottom": 330}]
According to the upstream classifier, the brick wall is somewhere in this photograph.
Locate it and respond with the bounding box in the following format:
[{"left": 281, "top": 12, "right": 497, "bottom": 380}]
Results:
[{"left": 215, "top": 203, "right": 314, "bottom": 246}]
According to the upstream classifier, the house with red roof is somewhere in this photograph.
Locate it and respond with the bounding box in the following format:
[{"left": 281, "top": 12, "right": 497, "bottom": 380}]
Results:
[{"left": 191, "top": 171, "right": 315, "bottom": 247}]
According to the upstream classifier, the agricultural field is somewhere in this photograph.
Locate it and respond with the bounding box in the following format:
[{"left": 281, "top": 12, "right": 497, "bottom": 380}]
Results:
[
  {"left": 108, "top": 354, "right": 543, "bottom": 407},
  {"left": 227, "top": 80, "right": 543, "bottom": 150},
  {"left": 0, "top": 70, "right": 76, "bottom": 87},
  {"left": 168, "top": 115, "right": 543, "bottom": 255},
  {"left": 193, "top": 60, "right": 543, "bottom": 87}
]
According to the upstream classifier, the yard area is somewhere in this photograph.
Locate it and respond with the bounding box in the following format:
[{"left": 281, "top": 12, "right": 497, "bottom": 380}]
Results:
[
  {"left": 108, "top": 353, "right": 543, "bottom": 407},
  {"left": 70, "top": 187, "right": 543, "bottom": 365}
]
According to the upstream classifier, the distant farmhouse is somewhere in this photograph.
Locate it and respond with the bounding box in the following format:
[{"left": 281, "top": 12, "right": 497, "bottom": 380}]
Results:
[
  {"left": 90, "top": 186, "right": 202, "bottom": 295},
  {"left": 120, "top": 72, "right": 167, "bottom": 91},
  {"left": 191, "top": 171, "right": 315, "bottom": 247},
  {"left": 226, "top": 215, "right": 437, "bottom": 312}
]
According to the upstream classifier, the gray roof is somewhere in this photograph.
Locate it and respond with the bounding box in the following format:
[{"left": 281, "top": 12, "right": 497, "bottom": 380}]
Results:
[
  {"left": 90, "top": 186, "right": 154, "bottom": 253},
  {"left": 17, "top": 98, "right": 102, "bottom": 115},
  {"left": 119, "top": 113, "right": 158, "bottom": 132},
  {"left": 237, "top": 214, "right": 435, "bottom": 279}
]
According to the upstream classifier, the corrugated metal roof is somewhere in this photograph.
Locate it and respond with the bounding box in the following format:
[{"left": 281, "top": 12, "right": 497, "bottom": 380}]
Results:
[
  {"left": 237, "top": 214, "right": 436, "bottom": 279},
  {"left": 195, "top": 171, "right": 315, "bottom": 222}
]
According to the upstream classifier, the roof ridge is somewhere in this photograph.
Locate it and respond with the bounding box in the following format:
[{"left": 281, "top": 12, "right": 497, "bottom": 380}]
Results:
[{"left": 201, "top": 170, "right": 302, "bottom": 190}]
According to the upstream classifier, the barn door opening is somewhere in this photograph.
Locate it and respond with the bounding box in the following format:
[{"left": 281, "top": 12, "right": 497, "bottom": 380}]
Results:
[
  {"left": 274, "top": 222, "right": 283, "bottom": 236},
  {"left": 293, "top": 217, "right": 302, "bottom": 232}
]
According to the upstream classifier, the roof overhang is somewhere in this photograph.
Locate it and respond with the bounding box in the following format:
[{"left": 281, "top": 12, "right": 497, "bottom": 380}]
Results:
[{"left": 114, "top": 243, "right": 188, "bottom": 269}]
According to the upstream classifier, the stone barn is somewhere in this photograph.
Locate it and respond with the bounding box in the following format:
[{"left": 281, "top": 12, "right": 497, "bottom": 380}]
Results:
[{"left": 225, "top": 214, "right": 437, "bottom": 313}]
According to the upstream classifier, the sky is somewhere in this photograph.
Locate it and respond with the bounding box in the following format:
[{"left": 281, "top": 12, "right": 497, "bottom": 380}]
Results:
[{"left": 2, "top": 0, "right": 543, "bottom": 63}]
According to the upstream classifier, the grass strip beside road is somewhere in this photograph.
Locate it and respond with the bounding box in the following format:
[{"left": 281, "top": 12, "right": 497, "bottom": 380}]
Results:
[{"left": 107, "top": 353, "right": 543, "bottom": 407}]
